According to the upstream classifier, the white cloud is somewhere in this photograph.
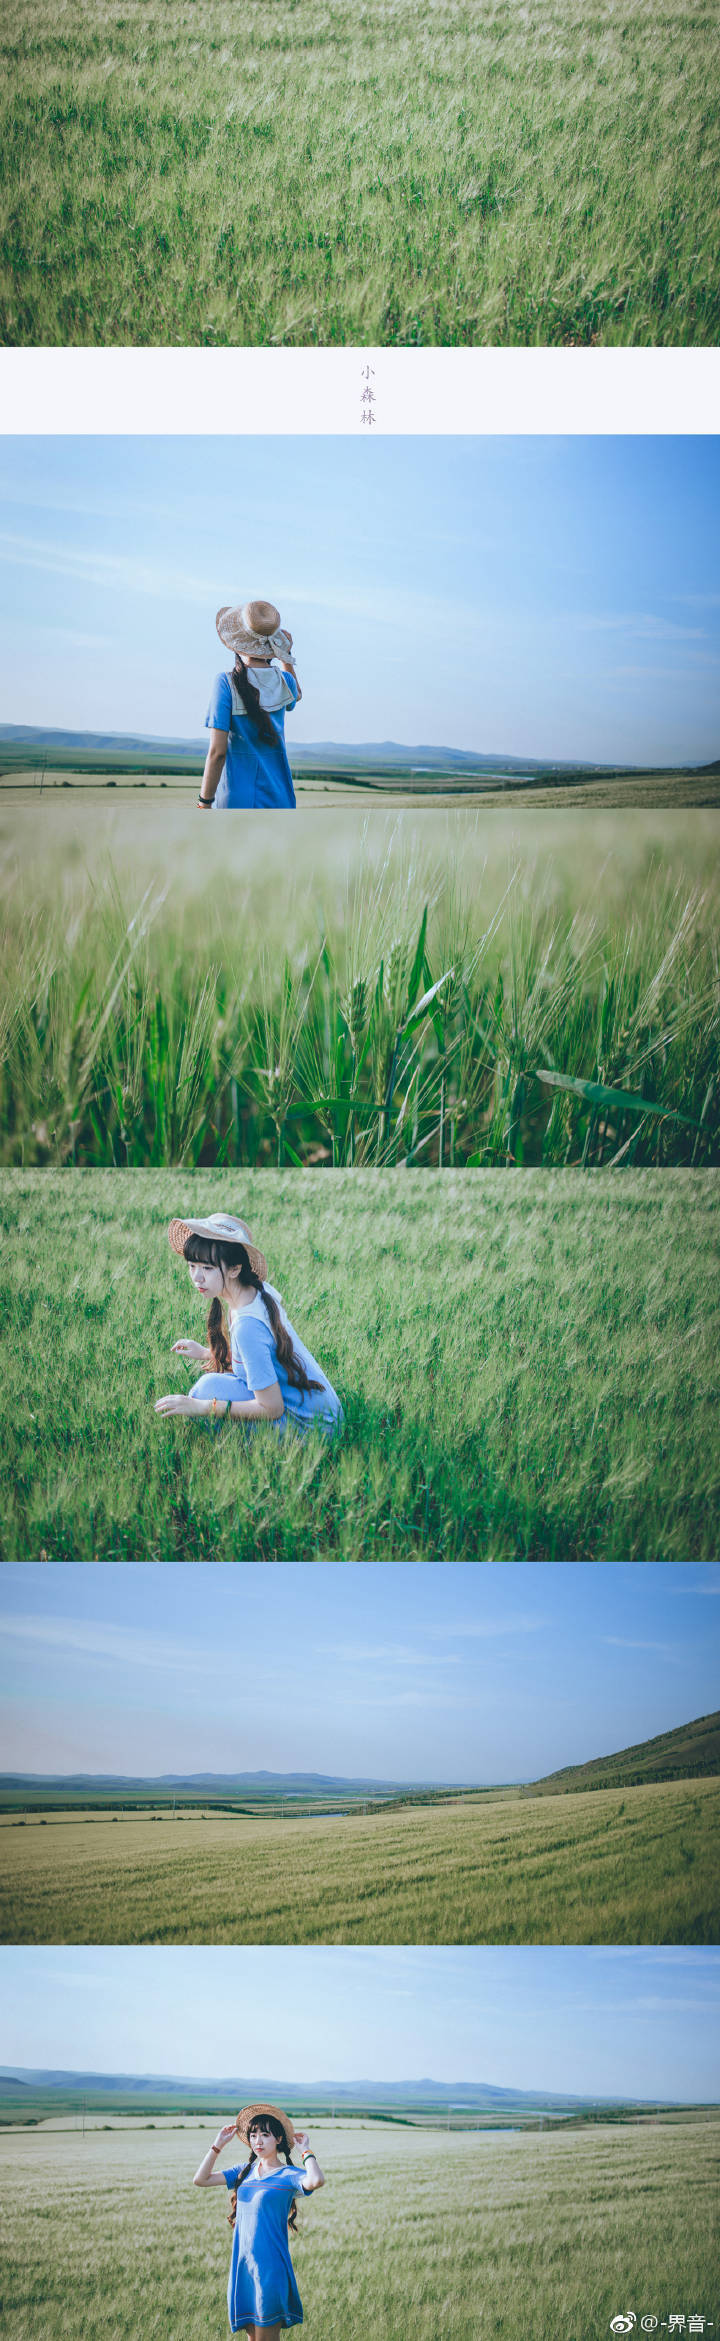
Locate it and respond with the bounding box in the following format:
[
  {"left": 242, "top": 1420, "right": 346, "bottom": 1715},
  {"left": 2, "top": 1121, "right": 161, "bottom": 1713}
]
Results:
[
  {"left": 0, "top": 530, "right": 214, "bottom": 606},
  {"left": 575, "top": 611, "right": 708, "bottom": 643},
  {"left": 602, "top": 1637, "right": 678, "bottom": 1657},
  {"left": 0, "top": 1613, "right": 222, "bottom": 1679},
  {"left": 321, "top": 1642, "right": 460, "bottom": 1669}
]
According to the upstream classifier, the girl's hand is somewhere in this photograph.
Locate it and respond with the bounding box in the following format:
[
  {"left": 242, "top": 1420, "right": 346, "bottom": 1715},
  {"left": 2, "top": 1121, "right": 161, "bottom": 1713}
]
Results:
[
  {"left": 171, "top": 1340, "right": 208, "bottom": 1361},
  {"left": 213, "top": 2121, "right": 239, "bottom": 2152},
  {"left": 154, "top": 1394, "right": 203, "bottom": 1416},
  {"left": 294, "top": 2131, "right": 311, "bottom": 2154}
]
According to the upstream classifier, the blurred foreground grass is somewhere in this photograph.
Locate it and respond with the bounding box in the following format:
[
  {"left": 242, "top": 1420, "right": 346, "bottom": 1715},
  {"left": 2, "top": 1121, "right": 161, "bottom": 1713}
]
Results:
[{"left": 2, "top": 808, "right": 719, "bottom": 1171}]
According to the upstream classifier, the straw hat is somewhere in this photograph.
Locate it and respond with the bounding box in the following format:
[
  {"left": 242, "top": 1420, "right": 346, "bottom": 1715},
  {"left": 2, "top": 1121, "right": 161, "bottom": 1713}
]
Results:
[
  {"left": 236, "top": 2103, "right": 297, "bottom": 2152},
  {"left": 167, "top": 1213, "right": 268, "bottom": 1283},
  {"left": 216, "top": 601, "right": 294, "bottom": 662}
]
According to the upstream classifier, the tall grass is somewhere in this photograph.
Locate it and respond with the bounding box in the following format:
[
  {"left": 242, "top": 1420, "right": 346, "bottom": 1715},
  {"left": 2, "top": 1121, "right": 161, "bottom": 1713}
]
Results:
[
  {"left": 1, "top": 0, "right": 719, "bottom": 345},
  {"left": 1, "top": 2121, "right": 717, "bottom": 2341},
  {"left": 1, "top": 1168, "right": 718, "bottom": 1562},
  {"left": 2, "top": 841, "right": 718, "bottom": 1170}
]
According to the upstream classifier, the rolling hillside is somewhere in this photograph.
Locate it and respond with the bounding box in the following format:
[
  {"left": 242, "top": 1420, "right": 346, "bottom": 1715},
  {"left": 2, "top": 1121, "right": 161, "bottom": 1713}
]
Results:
[{"left": 524, "top": 1711, "right": 720, "bottom": 1796}]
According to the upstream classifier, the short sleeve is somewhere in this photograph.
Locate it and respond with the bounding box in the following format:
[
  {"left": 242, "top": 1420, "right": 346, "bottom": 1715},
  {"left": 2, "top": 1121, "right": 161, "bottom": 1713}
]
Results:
[
  {"left": 223, "top": 2165, "right": 241, "bottom": 2189},
  {"left": 233, "top": 1315, "right": 280, "bottom": 1394},
  {"left": 280, "top": 672, "right": 299, "bottom": 713},
  {"left": 206, "top": 671, "right": 233, "bottom": 733}
]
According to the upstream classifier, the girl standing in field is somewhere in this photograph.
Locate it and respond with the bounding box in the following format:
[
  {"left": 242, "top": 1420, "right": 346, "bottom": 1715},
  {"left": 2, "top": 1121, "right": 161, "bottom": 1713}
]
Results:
[
  {"left": 199, "top": 600, "right": 301, "bottom": 810},
  {"left": 193, "top": 2103, "right": 324, "bottom": 2336},
  {"left": 155, "top": 1211, "right": 343, "bottom": 1434}
]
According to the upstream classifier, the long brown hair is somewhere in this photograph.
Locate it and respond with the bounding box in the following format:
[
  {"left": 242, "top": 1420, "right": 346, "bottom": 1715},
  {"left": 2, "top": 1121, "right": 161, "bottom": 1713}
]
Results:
[
  {"left": 232, "top": 655, "right": 280, "bottom": 747},
  {"left": 228, "top": 2118, "right": 301, "bottom": 2234},
  {"left": 183, "top": 1234, "right": 323, "bottom": 1393}
]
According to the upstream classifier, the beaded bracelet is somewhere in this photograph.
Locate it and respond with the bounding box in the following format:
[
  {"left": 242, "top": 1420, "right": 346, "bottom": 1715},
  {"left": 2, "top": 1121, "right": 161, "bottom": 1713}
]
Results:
[{"left": 197, "top": 796, "right": 213, "bottom": 809}]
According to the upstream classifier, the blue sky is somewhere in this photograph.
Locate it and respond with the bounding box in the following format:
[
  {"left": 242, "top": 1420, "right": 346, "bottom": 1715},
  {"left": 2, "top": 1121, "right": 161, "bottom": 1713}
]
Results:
[
  {"left": 0, "top": 1948, "right": 717, "bottom": 2097},
  {"left": 0, "top": 437, "right": 718, "bottom": 762},
  {"left": 1, "top": 1563, "right": 717, "bottom": 1781}
]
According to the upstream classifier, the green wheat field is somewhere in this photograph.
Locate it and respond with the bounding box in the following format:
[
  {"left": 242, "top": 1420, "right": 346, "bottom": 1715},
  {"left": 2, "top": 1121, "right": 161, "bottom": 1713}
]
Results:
[
  {"left": 2, "top": 808, "right": 719, "bottom": 1173},
  {"left": 0, "top": 2120, "right": 717, "bottom": 2340},
  {"left": 1, "top": 0, "right": 719, "bottom": 344},
  {"left": 1, "top": 1777, "right": 717, "bottom": 1944},
  {"left": 1, "top": 1166, "right": 719, "bottom": 1562}
]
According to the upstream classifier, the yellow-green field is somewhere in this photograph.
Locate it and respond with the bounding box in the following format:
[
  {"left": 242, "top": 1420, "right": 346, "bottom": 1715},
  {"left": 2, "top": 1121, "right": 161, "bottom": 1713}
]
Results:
[
  {"left": 2, "top": 0, "right": 719, "bottom": 345},
  {"left": 0, "top": 2118, "right": 717, "bottom": 2341},
  {"left": 3, "top": 769, "right": 719, "bottom": 808},
  {"left": 1, "top": 1777, "right": 717, "bottom": 1945}
]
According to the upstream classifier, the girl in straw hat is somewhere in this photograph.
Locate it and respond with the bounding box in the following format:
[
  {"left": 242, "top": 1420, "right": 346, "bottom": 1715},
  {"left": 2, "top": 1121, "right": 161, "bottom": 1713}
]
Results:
[
  {"left": 199, "top": 600, "right": 301, "bottom": 810},
  {"left": 193, "top": 2104, "right": 324, "bottom": 2335},
  {"left": 155, "top": 1212, "right": 343, "bottom": 1433}
]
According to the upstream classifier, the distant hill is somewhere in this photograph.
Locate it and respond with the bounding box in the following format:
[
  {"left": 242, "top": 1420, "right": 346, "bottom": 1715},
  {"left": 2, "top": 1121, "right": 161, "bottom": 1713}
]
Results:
[
  {"left": 0, "top": 2066, "right": 663, "bottom": 2114},
  {"left": 0, "top": 721, "right": 653, "bottom": 776},
  {"left": 0, "top": 1770, "right": 446, "bottom": 1794},
  {"left": 524, "top": 1711, "right": 720, "bottom": 1797}
]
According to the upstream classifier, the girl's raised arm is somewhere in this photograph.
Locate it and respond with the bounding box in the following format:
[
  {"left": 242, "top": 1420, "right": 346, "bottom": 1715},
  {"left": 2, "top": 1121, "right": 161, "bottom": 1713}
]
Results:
[
  {"left": 294, "top": 2130, "right": 325, "bottom": 2191},
  {"left": 193, "top": 2120, "right": 238, "bottom": 2186}
]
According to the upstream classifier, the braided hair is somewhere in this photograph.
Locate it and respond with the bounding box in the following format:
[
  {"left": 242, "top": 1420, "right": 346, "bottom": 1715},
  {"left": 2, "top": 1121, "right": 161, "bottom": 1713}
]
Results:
[
  {"left": 232, "top": 655, "right": 281, "bottom": 748},
  {"left": 183, "top": 1234, "right": 323, "bottom": 1393},
  {"left": 227, "top": 2117, "right": 301, "bottom": 2234}
]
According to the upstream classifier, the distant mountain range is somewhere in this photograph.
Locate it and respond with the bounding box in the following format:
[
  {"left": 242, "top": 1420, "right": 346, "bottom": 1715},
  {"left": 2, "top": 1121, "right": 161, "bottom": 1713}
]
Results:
[
  {"left": 0, "top": 1770, "right": 454, "bottom": 1793},
  {"left": 0, "top": 721, "right": 600, "bottom": 769},
  {"left": 4, "top": 721, "right": 714, "bottom": 776},
  {"left": 3, "top": 1712, "right": 717, "bottom": 1800},
  {"left": 0, "top": 2066, "right": 665, "bottom": 2111}
]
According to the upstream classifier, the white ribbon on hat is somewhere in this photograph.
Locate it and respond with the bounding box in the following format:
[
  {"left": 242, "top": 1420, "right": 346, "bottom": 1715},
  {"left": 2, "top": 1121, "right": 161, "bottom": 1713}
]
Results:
[{"left": 216, "top": 606, "right": 294, "bottom": 661}]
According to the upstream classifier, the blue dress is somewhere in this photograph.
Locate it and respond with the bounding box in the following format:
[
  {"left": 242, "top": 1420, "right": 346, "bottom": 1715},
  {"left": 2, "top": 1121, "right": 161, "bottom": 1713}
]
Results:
[
  {"left": 223, "top": 2163, "right": 307, "bottom": 2330},
  {"left": 206, "top": 669, "right": 299, "bottom": 809},
  {"left": 189, "top": 1285, "right": 343, "bottom": 1435},
  {"left": 229, "top": 1288, "right": 343, "bottom": 1431}
]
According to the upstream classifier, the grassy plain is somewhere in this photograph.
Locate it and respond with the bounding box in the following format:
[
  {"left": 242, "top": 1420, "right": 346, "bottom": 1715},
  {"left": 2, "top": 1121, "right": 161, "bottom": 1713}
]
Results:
[
  {"left": 4, "top": 766, "right": 720, "bottom": 811},
  {"left": 2, "top": 807, "right": 719, "bottom": 1172},
  {"left": 1, "top": 0, "right": 719, "bottom": 346},
  {"left": 1, "top": 1777, "right": 718, "bottom": 1944},
  {"left": 1, "top": 1167, "right": 719, "bottom": 1562},
  {"left": 0, "top": 2120, "right": 717, "bottom": 2340}
]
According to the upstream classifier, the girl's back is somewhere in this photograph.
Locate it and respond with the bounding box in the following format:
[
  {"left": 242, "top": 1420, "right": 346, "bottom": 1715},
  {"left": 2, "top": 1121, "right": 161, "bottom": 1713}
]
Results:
[{"left": 230, "top": 1285, "right": 342, "bottom": 1426}]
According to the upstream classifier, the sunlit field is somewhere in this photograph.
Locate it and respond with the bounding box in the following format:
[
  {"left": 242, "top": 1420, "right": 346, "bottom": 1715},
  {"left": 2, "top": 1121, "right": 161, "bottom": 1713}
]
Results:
[
  {"left": 1, "top": 1167, "right": 718, "bottom": 1562},
  {"left": 1, "top": 0, "right": 719, "bottom": 345},
  {"left": 1, "top": 1777, "right": 717, "bottom": 1944},
  {"left": 0, "top": 2120, "right": 717, "bottom": 2341},
  {"left": 3, "top": 766, "right": 720, "bottom": 811},
  {"left": 2, "top": 808, "right": 719, "bottom": 1172}
]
